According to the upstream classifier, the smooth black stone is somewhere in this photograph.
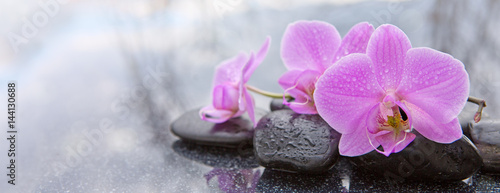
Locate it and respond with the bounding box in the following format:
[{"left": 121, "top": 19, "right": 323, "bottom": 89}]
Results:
[
  {"left": 349, "top": 133, "right": 483, "bottom": 181},
  {"left": 170, "top": 108, "right": 267, "bottom": 148},
  {"left": 470, "top": 119, "right": 500, "bottom": 173},
  {"left": 269, "top": 98, "right": 292, "bottom": 111},
  {"left": 254, "top": 109, "right": 341, "bottom": 173},
  {"left": 345, "top": 157, "right": 474, "bottom": 192}
]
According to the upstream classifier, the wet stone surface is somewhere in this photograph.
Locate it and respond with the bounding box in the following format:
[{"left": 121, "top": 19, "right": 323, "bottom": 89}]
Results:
[
  {"left": 470, "top": 119, "right": 500, "bottom": 173},
  {"left": 254, "top": 109, "right": 341, "bottom": 173},
  {"left": 170, "top": 108, "right": 268, "bottom": 148},
  {"left": 349, "top": 133, "right": 483, "bottom": 181}
]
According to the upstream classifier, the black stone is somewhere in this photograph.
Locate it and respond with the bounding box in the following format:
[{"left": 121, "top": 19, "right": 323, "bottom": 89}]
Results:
[
  {"left": 270, "top": 98, "right": 292, "bottom": 111},
  {"left": 349, "top": 133, "right": 483, "bottom": 181},
  {"left": 170, "top": 108, "right": 267, "bottom": 148},
  {"left": 253, "top": 109, "right": 341, "bottom": 173},
  {"left": 469, "top": 119, "right": 500, "bottom": 173}
]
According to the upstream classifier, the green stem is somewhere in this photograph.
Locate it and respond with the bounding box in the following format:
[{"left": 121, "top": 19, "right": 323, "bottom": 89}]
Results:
[
  {"left": 246, "top": 85, "right": 291, "bottom": 99},
  {"left": 467, "top": 96, "right": 486, "bottom": 123}
]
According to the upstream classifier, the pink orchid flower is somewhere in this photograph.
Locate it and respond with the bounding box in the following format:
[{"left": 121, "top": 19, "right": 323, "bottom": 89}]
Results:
[
  {"left": 199, "top": 37, "right": 271, "bottom": 126},
  {"left": 278, "top": 21, "right": 374, "bottom": 114},
  {"left": 314, "top": 24, "right": 469, "bottom": 157}
]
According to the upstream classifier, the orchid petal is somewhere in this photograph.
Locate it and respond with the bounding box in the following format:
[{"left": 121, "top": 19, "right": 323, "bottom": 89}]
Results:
[
  {"left": 212, "top": 84, "right": 239, "bottom": 111},
  {"left": 334, "top": 22, "right": 374, "bottom": 61},
  {"left": 314, "top": 53, "right": 385, "bottom": 134},
  {"left": 339, "top": 121, "right": 380, "bottom": 156},
  {"left": 398, "top": 47, "right": 470, "bottom": 123},
  {"left": 243, "top": 88, "right": 256, "bottom": 127},
  {"left": 243, "top": 37, "right": 271, "bottom": 83},
  {"left": 281, "top": 20, "right": 341, "bottom": 72},
  {"left": 405, "top": 102, "right": 463, "bottom": 143},
  {"left": 239, "top": 54, "right": 255, "bottom": 111},
  {"left": 367, "top": 24, "right": 412, "bottom": 91},
  {"left": 365, "top": 100, "right": 415, "bottom": 156},
  {"left": 214, "top": 53, "right": 248, "bottom": 86},
  {"left": 395, "top": 100, "right": 412, "bottom": 133},
  {"left": 279, "top": 69, "right": 321, "bottom": 114},
  {"left": 375, "top": 131, "right": 416, "bottom": 156},
  {"left": 277, "top": 70, "right": 303, "bottom": 90},
  {"left": 288, "top": 102, "right": 317, "bottom": 114},
  {"left": 366, "top": 103, "right": 386, "bottom": 134},
  {"left": 278, "top": 70, "right": 309, "bottom": 107},
  {"left": 199, "top": 105, "right": 234, "bottom": 123}
]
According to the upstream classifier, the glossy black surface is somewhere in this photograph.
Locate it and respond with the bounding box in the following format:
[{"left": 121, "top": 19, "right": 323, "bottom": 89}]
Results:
[
  {"left": 350, "top": 134, "right": 483, "bottom": 181},
  {"left": 270, "top": 98, "right": 291, "bottom": 111},
  {"left": 171, "top": 108, "right": 267, "bottom": 148},
  {"left": 254, "top": 110, "right": 341, "bottom": 173}
]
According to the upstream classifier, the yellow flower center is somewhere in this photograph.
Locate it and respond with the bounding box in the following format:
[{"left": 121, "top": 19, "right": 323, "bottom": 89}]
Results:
[{"left": 379, "top": 106, "right": 410, "bottom": 139}]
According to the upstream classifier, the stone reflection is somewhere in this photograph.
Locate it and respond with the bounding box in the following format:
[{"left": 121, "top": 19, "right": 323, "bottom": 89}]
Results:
[
  {"left": 172, "top": 140, "right": 259, "bottom": 169},
  {"left": 205, "top": 168, "right": 261, "bottom": 193}
]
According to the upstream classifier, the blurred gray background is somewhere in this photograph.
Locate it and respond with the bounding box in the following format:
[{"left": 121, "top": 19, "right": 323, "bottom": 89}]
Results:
[{"left": 0, "top": 0, "right": 498, "bottom": 192}]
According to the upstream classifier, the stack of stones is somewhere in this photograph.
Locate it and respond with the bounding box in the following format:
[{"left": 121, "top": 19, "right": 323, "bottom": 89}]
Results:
[{"left": 171, "top": 99, "right": 494, "bottom": 182}]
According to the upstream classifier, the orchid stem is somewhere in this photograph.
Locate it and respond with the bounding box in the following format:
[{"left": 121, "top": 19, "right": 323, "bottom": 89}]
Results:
[
  {"left": 467, "top": 96, "right": 486, "bottom": 123},
  {"left": 246, "top": 85, "right": 291, "bottom": 99}
]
